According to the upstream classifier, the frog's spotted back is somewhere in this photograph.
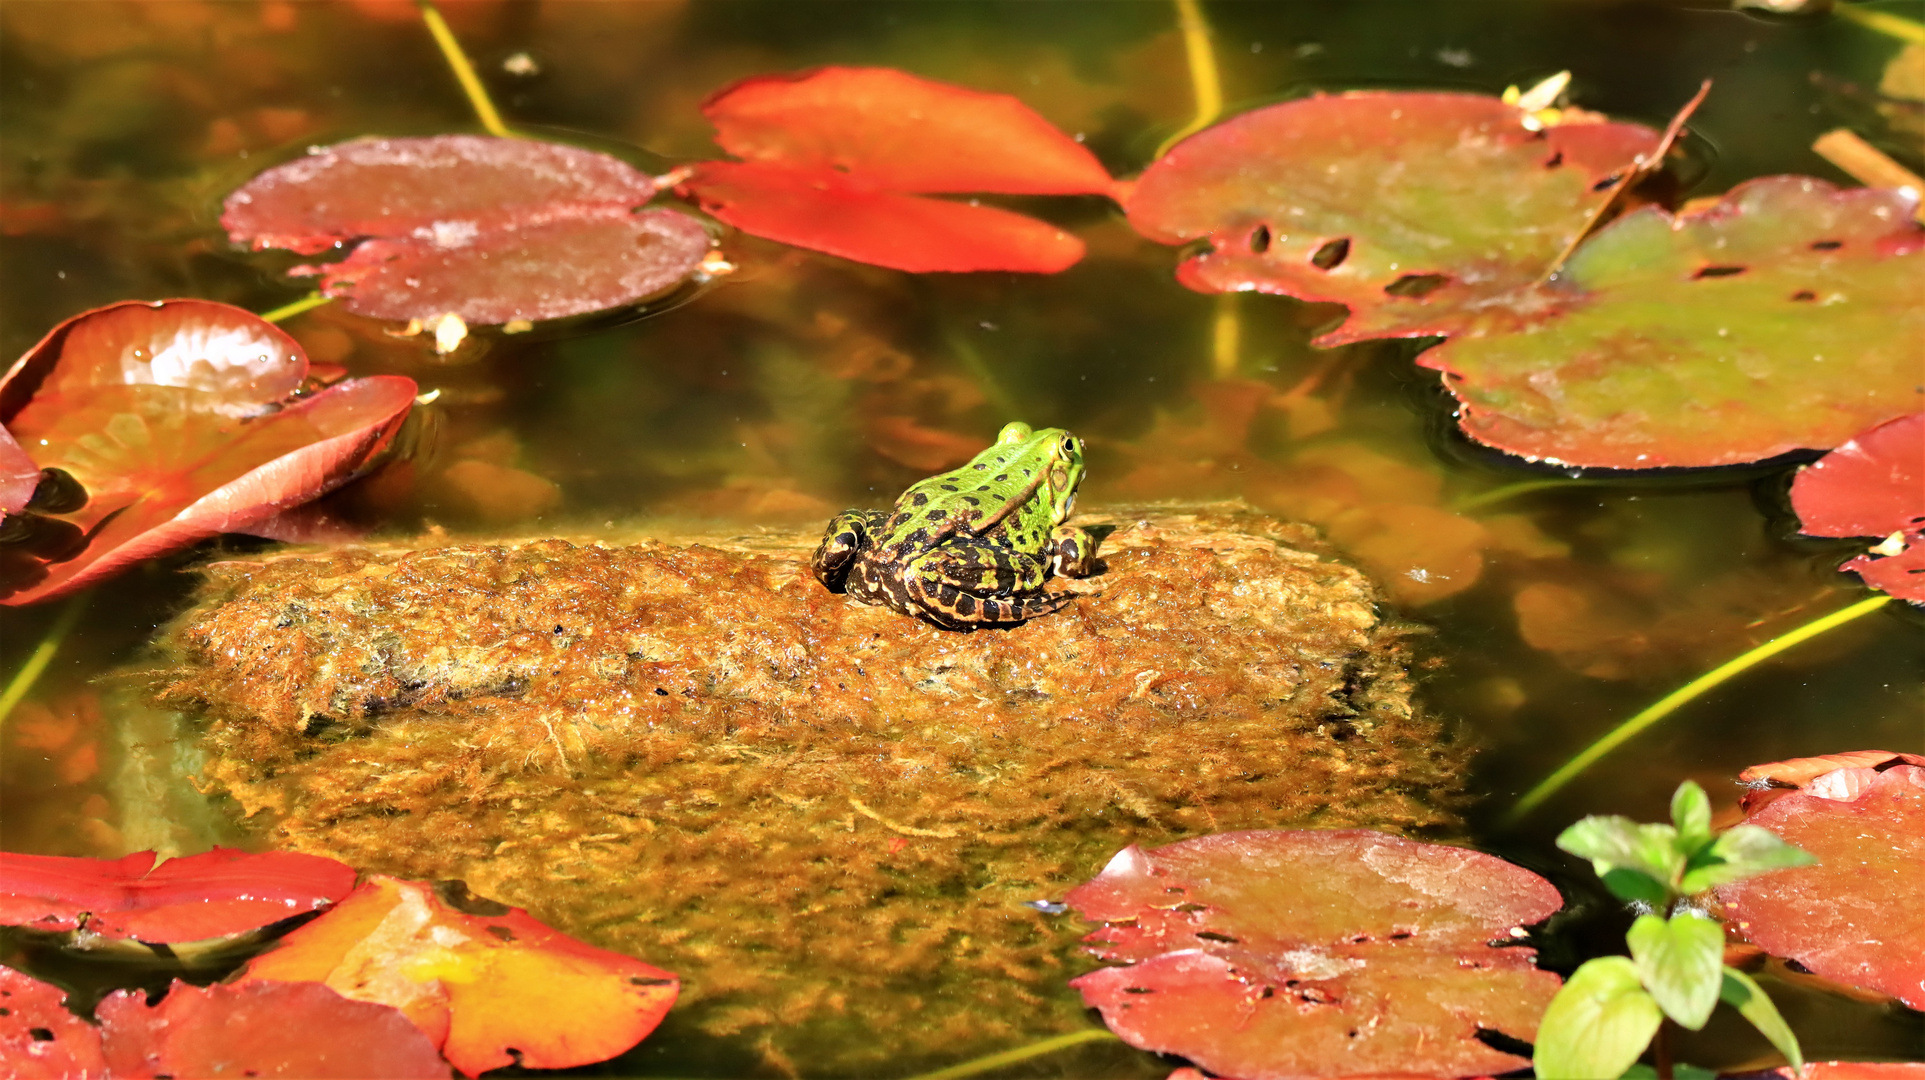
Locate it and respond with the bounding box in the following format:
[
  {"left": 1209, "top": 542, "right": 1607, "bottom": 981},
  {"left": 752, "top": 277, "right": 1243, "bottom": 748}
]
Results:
[{"left": 810, "top": 422, "right": 1094, "bottom": 629}]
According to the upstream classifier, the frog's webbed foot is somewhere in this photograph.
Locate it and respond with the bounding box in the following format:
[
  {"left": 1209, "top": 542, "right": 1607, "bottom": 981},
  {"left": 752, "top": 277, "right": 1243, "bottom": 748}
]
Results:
[
  {"left": 812, "top": 509, "right": 883, "bottom": 592},
  {"left": 1050, "top": 525, "right": 1097, "bottom": 578}
]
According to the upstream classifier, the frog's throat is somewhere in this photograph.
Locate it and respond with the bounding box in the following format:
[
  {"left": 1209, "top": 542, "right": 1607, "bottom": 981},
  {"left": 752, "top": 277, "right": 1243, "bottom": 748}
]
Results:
[{"left": 926, "top": 467, "right": 1055, "bottom": 545}]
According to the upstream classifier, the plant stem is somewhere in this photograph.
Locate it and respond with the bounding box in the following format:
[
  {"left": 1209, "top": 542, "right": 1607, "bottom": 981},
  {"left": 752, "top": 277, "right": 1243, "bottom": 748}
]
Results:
[
  {"left": 1833, "top": 3, "right": 1925, "bottom": 44},
  {"left": 1212, "top": 293, "right": 1241, "bottom": 379},
  {"left": 1503, "top": 593, "right": 1894, "bottom": 824},
  {"left": 416, "top": 0, "right": 515, "bottom": 138},
  {"left": 0, "top": 594, "right": 86, "bottom": 730},
  {"left": 1155, "top": 0, "right": 1224, "bottom": 159},
  {"left": 259, "top": 291, "right": 333, "bottom": 324},
  {"left": 1450, "top": 477, "right": 1617, "bottom": 512},
  {"left": 895, "top": 1029, "right": 1120, "bottom": 1080}
]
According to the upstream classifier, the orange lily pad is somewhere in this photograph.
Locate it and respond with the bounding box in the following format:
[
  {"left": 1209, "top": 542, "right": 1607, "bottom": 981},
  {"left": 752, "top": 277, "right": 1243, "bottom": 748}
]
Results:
[
  {"left": 1790, "top": 411, "right": 1925, "bottom": 603},
  {"left": 1066, "top": 829, "right": 1564, "bottom": 1079},
  {"left": 0, "top": 847, "right": 355, "bottom": 943},
  {"left": 1716, "top": 761, "right": 1925, "bottom": 1009},
  {"left": 236, "top": 876, "right": 678, "bottom": 1077}
]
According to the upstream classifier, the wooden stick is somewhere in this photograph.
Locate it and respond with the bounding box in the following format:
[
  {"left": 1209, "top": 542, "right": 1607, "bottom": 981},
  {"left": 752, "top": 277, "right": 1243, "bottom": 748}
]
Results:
[{"left": 1812, "top": 128, "right": 1925, "bottom": 222}]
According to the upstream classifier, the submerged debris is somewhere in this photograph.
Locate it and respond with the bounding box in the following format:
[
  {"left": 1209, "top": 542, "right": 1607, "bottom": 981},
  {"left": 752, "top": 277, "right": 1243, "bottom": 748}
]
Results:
[{"left": 149, "top": 502, "right": 1465, "bottom": 1070}]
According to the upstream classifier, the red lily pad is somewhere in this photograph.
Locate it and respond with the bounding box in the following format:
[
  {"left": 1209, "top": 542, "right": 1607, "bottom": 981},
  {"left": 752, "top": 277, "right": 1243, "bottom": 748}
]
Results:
[
  {"left": 0, "top": 967, "right": 108, "bottom": 1079},
  {"left": 0, "top": 847, "right": 356, "bottom": 942},
  {"left": 1125, "top": 91, "right": 1661, "bottom": 343},
  {"left": 1715, "top": 762, "right": 1925, "bottom": 1008},
  {"left": 1065, "top": 829, "right": 1564, "bottom": 1080},
  {"left": 238, "top": 876, "right": 678, "bottom": 1077},
  {"left": 223, "top": 135, "right": 713, "bottom": 323},
  {"left": 0, "top": 300, "right": 416, "bottom": 605},
  {"left": 679, "top": 66, "right": 1117, "bottom": 273},
  {"left": 1416, "top": 178, "right": 1925, "bottom": 468},
  {"left": 98, "top": 979, "right": 450, "bottom": 1079},
  {"left": 1738, "top": 750, "right": 1925, "bottom": 813},
  {"left": 1732, "top": 1066, "right": 1925, "bottom": 1080},
  {"left": 1790, "top": 412, "right": 1925, "bottom": 603}
]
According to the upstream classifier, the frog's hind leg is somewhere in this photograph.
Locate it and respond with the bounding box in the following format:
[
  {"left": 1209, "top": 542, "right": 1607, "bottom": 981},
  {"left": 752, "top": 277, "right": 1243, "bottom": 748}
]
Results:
[
  {"left": 812, "top": 509, "right": 884, "bottom": 592},
  {"left": 1049, "top": 525, "right": 1097, "bottom": 578},
  {"left": 902, "top": 545, "right": 1073, "bottom": 628}
]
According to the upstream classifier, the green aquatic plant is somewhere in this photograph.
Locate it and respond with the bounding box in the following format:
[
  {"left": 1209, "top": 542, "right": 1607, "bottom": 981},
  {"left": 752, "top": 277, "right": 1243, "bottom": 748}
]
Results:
[{"left": 1534, "top": 780, "right": 1815, "bottom": 1080}]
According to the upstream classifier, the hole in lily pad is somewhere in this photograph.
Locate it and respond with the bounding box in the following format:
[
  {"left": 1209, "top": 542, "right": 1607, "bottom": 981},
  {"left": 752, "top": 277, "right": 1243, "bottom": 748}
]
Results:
[
  {"left": 1691, "top": 264, "right": 1747, "bottom": 279},
  {"left": 1810, "top": 238, "right": 1843, "bottom": 250},
  {"left": 1790, "top": 289, "right": 1817, "bottom": 301},
  {"left": 1248, "top": 224, "right": 1272, "bottom": 254},
  {"left": 1383, "top": 273, "right": 1448, "bottom": 298},
  {"left": 1310, "top": 237, "right": 1351, "bottom": 270}
]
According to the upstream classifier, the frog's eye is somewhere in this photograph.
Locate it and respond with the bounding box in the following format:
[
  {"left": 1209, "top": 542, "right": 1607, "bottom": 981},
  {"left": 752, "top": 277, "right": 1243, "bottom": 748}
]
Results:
[{"left": 1058, "top": 435, "right": 1078, "bottom": 456}]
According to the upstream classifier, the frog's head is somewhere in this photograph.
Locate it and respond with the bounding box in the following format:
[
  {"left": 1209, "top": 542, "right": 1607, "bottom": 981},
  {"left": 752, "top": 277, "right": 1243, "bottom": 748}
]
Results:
[{"left": 996, "top": 422, "right": 1085, "bottom": 525}]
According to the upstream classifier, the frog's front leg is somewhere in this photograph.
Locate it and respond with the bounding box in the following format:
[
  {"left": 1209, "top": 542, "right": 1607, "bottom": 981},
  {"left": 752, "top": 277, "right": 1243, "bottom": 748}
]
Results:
[
  {"left": 1049, "top": 525, "right": 1097, "bottom": 578},
  {"left": 901, "top": 543, "right": 1070, "bottom": 628},
  {"left": 811, "top": 509, "right": 884, "bottom": 592}
]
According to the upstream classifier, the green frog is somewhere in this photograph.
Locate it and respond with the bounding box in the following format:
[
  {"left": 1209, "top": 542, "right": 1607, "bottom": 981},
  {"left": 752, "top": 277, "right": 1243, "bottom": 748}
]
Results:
[{"left": 811, "top": 421, "right": 1095, "bottom": 630}]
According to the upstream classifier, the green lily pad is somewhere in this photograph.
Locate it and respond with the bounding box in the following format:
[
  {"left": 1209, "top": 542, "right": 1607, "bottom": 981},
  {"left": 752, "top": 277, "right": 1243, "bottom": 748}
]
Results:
[
  {"left": 1418, "top": 177, "right": 1925, "bottom": 467},
  {"left": 1125, "top": 91, "right": 1660, "bottom": 343}
]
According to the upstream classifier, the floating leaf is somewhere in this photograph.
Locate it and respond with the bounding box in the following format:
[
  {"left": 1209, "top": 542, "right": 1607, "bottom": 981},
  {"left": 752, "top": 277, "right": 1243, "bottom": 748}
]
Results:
[
  {"left": 1416, "top": 179, "right": 1924, "bottom": 467},
  {"left": 237, "top": 876, "right": 678, "bottom": 1076},
  {"left": 1739, "top": 750, "right": 1925, "bottom": 813},
  {"left": 1791, "top": 412, "right": 1925, "bottom": 603},
  {"left": 1065, "top": 829, "right": 1563, "bottom": 1079},
  {"left": 679, "top": 67, "right": 1116, "bottom": 273},
  {"left": 223, "top": 136, "right": 713, "bottom": 323},
  {"left": 0, "top": 966, "right": 108, "bottom": 1079},
  {"left": 0, "top": 300, "right": 417, "bottom": 605},
  {"left": 1729, "top": 1064, "right": 1925, "bottom": 1079},
  {"left": 1715, "top": 762, "right": 1925, "bottom": 1008},
  {"left": 98, "top": 979, "right": 450, "bottom": 1079},
  {"left": 1125, "top": 91, "right": 1660, "bottom": 342},
  {"left": 0, "top": 847, "right": 355, "bottom": 942}
]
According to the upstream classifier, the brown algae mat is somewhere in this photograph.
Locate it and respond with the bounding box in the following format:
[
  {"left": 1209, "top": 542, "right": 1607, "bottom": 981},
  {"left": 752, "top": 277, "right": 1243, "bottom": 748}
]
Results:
[{"left": 149, "top": 502, "right": 1467, "bottom": 1073}]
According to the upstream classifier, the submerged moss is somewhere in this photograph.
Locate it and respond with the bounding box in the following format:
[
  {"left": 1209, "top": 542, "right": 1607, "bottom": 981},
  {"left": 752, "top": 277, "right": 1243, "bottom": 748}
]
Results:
[{"left": 151, "top": 502, "right": 1466, "bottom": 1073}]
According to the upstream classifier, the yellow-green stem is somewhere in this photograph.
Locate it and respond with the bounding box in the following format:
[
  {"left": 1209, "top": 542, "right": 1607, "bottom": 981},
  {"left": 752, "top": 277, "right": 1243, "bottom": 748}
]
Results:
[
  {"left": 259, "top": 292, "right": 333, "bottom": 324},
  {"left": 417, "top": 0, "right": 515, "bottom": 138},
  {"left": 0, "top": 595, "right": 86, "bottom": 730},
  {"left": 896, "top": 1029, "right": 1121, "bottom": 1080},
  {"left": 1211, "top": 293, "right": 1241, "bottom": 379},
  {"left": 1155, "top": 0, "right": 1224, "bottom": 159},
  {"left": 1451, "top": 477, "right": 1617, "bottom": 512},
  {"left": 1503, "top": 593, "right": 1894, "bottom": 824},
  {"left": 1833, "top": 3, "right": 1925, "bottom": 44}
]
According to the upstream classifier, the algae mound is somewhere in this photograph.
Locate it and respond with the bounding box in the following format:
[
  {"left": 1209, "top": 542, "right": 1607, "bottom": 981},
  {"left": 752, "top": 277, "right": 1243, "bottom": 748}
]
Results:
[{"left": 151, "top": 502, "right": 1465, "bottom": 1073}]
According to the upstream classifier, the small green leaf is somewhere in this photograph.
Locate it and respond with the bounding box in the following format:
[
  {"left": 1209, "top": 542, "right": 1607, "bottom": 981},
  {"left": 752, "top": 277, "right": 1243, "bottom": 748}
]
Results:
[
  {"left": 1622, "top": 1064, "right": 1720, "bottom": 1080},
  {"left": 1680, "top": 825, "right": 1818, "bottom": 894},
  {"left": 1626, "top": 912, "right": 1723, "bottom": 1029},
  {"left": 1670, "top": 781, "right": 1712, "bottom": 851},
  {"left": 1599, "top": 867, "right": 1671, "bottom": 907},
  {"left": 1534, "top": 956, "right": 1664, "bottom": 1080},
  {"left": 1720, "top": 966, "right": 1804, "bottom": 1073},
  {"left": 1559, "top": 816, "right": 1684, "bottom": 896}
]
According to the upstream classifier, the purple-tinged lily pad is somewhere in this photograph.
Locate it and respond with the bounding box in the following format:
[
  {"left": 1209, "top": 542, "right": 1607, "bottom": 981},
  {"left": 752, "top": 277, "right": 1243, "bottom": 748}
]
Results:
[{"left": 223, "top": 136, "right": 713, "bottom": 324}]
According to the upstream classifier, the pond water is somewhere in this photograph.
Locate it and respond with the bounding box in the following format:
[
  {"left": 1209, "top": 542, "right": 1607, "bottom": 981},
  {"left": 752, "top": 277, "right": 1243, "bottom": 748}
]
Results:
[{"left": 1, "top": 1, "right": 1920, "bottom": 1076}]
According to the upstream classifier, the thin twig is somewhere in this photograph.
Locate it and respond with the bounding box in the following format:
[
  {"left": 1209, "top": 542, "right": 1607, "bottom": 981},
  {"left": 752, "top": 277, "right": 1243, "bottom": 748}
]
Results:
[
  {"left": 1154, "top": 0, "right": 1224, "bottom": 159},
  {"left": 895, "top": 1029, "right": 1121, "bottom": 1080},
  {"left": 1503, "top": 593, "right": 1893, "bottom": 824},
  {"left": 417, "top": 0, "right": 515, "bottom": 138},
  {"left": 1537, "top": 79, "right": 1712, "bottom": 285},
  {"left": 259, "top": 292, "right": 333, "bottom": 324},
  {"left": 0, "top": 595, "right": 87, "bottom": 730}
]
